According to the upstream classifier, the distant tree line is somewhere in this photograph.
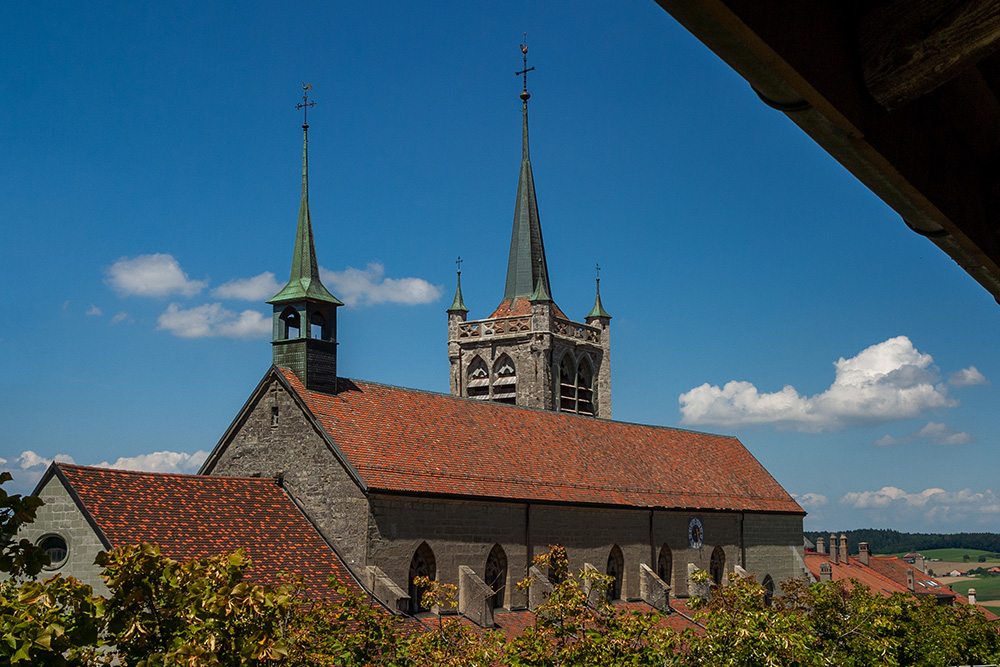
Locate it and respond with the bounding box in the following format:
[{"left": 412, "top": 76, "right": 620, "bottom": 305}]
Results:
[{"left": 804, "top": 528, "right": 1000, "bottom": 554}]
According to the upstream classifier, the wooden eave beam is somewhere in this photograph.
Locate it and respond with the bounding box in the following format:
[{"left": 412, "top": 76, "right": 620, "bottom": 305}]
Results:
[{"left": 654, "top": 0, "right": 1000, "bottom": 302}]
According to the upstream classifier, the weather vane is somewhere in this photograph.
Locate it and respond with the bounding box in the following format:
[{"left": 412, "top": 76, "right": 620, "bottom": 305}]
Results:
[
  {"left": 456, "top": 256, "right": 463, "bottom": 274},
  {"left": 516, "top": 32, "right": 534, "bottom": 96},
  {"left": 296, "top": 82, "right": 315, "bottom": 128}
]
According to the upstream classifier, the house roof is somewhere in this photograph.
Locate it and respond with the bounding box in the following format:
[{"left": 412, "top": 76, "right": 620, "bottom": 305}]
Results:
[
  {"left": 52, "top": 463, "right": 360, "bottom": 599},
  {"left": 275, "top": 367, "right": 804, "bottom": 514}
]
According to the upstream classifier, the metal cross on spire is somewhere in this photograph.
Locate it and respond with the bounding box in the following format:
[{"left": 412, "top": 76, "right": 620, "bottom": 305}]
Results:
[
  {"left": 297, "top": 82, "right": 315, "bottom": 128},
  {"left": 456, "top": 256, "right": 463, "bottom": 275},
  {"left": 516, "top": 32, "right": 535, "bottom": 97},
  {"left": 596, "top": 263, "right": 601, "bottom": 281}
]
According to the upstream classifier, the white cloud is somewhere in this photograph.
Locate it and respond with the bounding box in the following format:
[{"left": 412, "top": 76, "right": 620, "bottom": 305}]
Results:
[
  {"left": 110, "top": 311, "right": 132, "bottom": 324},
  {"left": 16, "top": 450, "right": 76, "bottom": 470},
  {"left": 95, "top": 450, "right": 209, "bottom": 474},
  {"left": 949, "top": 366, "right": 988, "bottom": 387},
  {"left": 841, "top": 486, "right": 1000, "bottom": 526},
  {"left": 157, "top": 303, "right": 270, "bottom": 339},
  {"left": 106, "top": 253, "right": 207, "bottom": 297},
  {"left": 86, "top": 304, "right": 102, "bottom": 316},
  {"left": 793, "top": 492, "right": 828, "bottom": 509},
  {"left": 213, "top": 272, "right": 283, "bottom": 301},
  {"left": 678, "top": 336, "right": 960, "bottom": 432},
  {"left": 320, "top": 262, "right": 442, "bottom": 307},
  {"left": 874, "top": 421, "right": 974, "bottom": 447}
]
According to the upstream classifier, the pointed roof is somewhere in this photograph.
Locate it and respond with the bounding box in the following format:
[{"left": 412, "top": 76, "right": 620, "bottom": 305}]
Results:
[
  {"left": 269, "top": 122, "right": 343, "bottom": 306},
  {"left": 447, "top": 270, "right": 469, "bottom": 313},
  {"left": 587, "top": 277, "right": 612, "bottom": 319},
  {"left": 501, "top": 90, "right": 552, "bottom": 302}
]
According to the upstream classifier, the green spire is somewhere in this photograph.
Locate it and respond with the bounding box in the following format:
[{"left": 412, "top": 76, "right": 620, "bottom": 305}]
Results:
[
  {"left": 448, "top": 265, "right": 469, "bottom": 313},
  {"left": 502, "top": 56, "right": 551, "bottom": 302},
  {"left": 587, "top": 275, "right": 612, "bottom": 319},
  {"left": 269, "top": 113, "right": 343, "bottom": 306}
]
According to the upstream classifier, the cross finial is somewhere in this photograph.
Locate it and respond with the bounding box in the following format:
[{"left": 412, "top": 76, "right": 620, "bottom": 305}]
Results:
[
  {"left": 296, "top": 82, "right": 316, "bottom": 128},
  {"left": 456, "top": 256, "right": 463, "bottom": 275},
  {"left": 596, "top": 263, "right": 601, "bottom": 283},
  {"left": 516, "top": 32, "right": 535, "bottom": 99}
]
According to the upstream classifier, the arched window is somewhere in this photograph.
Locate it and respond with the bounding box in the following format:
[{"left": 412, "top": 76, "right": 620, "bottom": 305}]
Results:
[
  {"left": 762, "top": 575, "right": 775, "bottom": 607},
  {"left": 467, "top": 357, "right": 490, "bottom": 400},
  {"left": 606, "top": 544, "right": 624, "bottom": 601},
  {"left": 492, "top": 355, "right": 517, "bottom": 404},
  {"left": 576, "top": 356, "right": 595, "bottom": 416},
  {"left": 280, "top": 307, "right": 300, "bottom": 339},
  {"left": 709, "top": 546, "right": 726, "bottom": 587},
  {"left": 657, "top": 543, "right": 673, "bottom": 588},
  {"left": 38, "top": 534, "right": 68, "bottom": 569},
  {"left": 558, "top": 354, "right": 577, "bottom": 412},
  {"left": 408, "top": 542, "right": 436, "bottom": 613},
  {"left": 485, "top": 544, "right": 508, "bottom": 609},
  {"left": 309, "top": 312, "right": 325, "bottom": 340}
]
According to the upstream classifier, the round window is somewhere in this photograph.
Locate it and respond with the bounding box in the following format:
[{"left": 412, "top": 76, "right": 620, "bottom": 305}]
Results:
[{"left": 38, "top": 534, "right": 69, "bottom": 569}]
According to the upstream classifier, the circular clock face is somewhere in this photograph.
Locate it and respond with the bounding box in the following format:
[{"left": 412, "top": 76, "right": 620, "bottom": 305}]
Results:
[{"left": 688, "top": 518, "right": 704, "bottom": 549}]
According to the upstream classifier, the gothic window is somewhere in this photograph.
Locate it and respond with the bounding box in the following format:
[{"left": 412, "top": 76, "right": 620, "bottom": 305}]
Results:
[
  {"left": 484, "top": 544, "right": 508, "bottom": 609},
  {"left": 280, "top": 307, "right": 300, "bottom": 339},
  {"left": 309, "top": 312, "right": 325, "bottom": 340},
  {"left": 558, "top": 353, "right": 577, "bottom": 412},
  {"left": 606, "top": 544, "right": 624, "bottom": 601},
  {"left": 491, "top": 356, "right": 517, "bottom": 404},
  {"left": 762, "top": 574, "right": 775, "bottom": 607},
  {"left": 408, "top": 542, "right": 436, "bottom": 613},
  {"left": 576, "top": 356, "right": 595, "bottom": 416},
  {"left": 657, "top": 543, "right": 673, "bottom": 588},
  {"left": 709, "top": 546, "right": 726, "bottom": 587},
  {"left": 467, "top": 357, "right": 490, "bottom": 400}
]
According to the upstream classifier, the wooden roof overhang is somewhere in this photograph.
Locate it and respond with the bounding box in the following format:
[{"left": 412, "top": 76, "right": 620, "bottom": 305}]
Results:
[{"left": 655, "top": 0, "right": 1000, "bottom": 302}]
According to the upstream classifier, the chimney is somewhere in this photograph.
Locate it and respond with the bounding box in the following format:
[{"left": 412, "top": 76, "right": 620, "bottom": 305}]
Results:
[
  {"left": 969, "top": 588, "right": 977, "bottom": 605},
  {"left": 816, "top": 536, "right": 826, "bottom": 554},
  {"left": 858, "top": 542, "right": 870, "bottom": 566},
  {"left": 906, "top": 569, "right": 915, "bottom": 591},
  {"left": 839, "top": 533, "right": 849, "bottom": 564},
  {"left": 830, "top": 534, "right": 838, "bottom": 564},
  {"left": 820, "top": 562, "right": 832, "bottom": 582},
  {"left": 915, "top": 554, "right": 926, "bottom": 573}
]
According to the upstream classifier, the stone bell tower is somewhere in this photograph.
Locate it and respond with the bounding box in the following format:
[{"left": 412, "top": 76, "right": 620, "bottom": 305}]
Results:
[
  {"left": 448, "top": 45, "right": 611, "bottom": 417},
  {"left": 268, "top": 85, "right": 343, "bottom": 394}
]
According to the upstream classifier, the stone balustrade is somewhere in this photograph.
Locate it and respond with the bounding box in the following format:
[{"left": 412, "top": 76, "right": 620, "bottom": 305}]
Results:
[{"left": 456, "top": 315, "right": 601, "bottom": 343}]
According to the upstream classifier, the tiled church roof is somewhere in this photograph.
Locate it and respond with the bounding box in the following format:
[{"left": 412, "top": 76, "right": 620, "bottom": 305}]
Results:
[
  {"left": 489, "top": 296, "right": 567, "bottom": 320},
  {"left": 277, "top": 367, "right": 803, "bottom": 514},
  {"left": 53, "top": 463, "right": 360, "bottom": 598}
]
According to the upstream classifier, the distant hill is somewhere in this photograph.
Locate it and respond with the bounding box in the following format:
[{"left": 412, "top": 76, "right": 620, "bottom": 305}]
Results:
[{"left": 804, "top": 529, "right": 1000, "bottom": 555}]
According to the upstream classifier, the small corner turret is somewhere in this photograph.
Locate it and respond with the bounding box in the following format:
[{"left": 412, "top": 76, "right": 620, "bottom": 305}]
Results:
[
  {"left": 268, "top": 84, "right": 343, "bottom": 394},
  {"left": 446, "top": 42, "right": 612, "bottom": 417}
]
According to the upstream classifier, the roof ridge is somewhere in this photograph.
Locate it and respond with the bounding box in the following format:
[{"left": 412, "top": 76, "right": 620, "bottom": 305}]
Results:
[{"left": 56, "top": 462, "right": 279, "bottom": 484}]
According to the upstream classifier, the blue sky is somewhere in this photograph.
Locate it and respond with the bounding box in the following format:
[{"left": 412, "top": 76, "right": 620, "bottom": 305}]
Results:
[{"left": 3, "top": 1, "right": 999, "bottom": 534}]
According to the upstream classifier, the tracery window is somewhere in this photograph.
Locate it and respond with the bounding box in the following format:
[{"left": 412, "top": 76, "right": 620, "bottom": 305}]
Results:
[
  {"left": 576, "top": 356, "right": 595, "bottom": 416},
  {"left": 309, "top": 312, "right": 325, "bottom": 340},
  {"left": 408, "top": 542, "right": 436, "bottom": 613},
  {"left": 657, "top": 543, "right": 673, "bottom": 588},
  {"left": 558, "top": 353, "right": 595, "bottom": 416},
  {"left": 280, "top": 307, "right": 300, "bottom": 339},
  {"left": 607, "top": 544, "right": 624, "bottom": 601},
  {"left": 467, "top": 357, "right": 490, "bottom": 400},
  {"left": 484, "top": 544, "right": 508, "bottom": 609},
  {"left": 558, "top": 354, "right": 577, "bottom": 412},
  {"left": 709, "top": 546, "right": 726, "bottom": 587},
  {"left": 491, "top": 356, "right": 517, "bottom": 404}
]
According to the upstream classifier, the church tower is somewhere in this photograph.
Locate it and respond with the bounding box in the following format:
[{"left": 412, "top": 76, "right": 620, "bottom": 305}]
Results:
[
  {"left": 269, "top": 85, "right": 343, "bottom": 394},
  {"left": 448, "top": 45, "right": 611, "bottom": 417}
]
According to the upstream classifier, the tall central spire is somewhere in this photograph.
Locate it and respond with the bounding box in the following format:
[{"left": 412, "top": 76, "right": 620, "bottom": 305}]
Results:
[
  {"left": 269, "top": 84, "right": 342, "bottom": 306},
  {"left": 502, "top": 39, "right": 551, "bottom": 302}
]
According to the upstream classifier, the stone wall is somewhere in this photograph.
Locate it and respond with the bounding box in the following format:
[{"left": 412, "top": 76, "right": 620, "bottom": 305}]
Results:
[
  {"left": 743, "top": 513, "right": 807, "bottom": 594},
  {"left": 14, "top": 475, "right": 109, "bottom": 596},
  {"left": 205, "top": 375, "right": 371, "bottom": 574}
]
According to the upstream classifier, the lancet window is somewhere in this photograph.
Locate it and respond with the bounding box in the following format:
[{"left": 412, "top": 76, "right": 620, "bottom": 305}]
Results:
[
  {"left": 408, "top": 542, "right": 436, "bottom": 613},
  {"left": 484, "top": 544, "right": 508, "bottom": 609},
  {"left": 280, "top": 307, "right": 300, "bottom": 339},
  {"left": 467, "top": 357, "right": 490, "bottom": 400},
  {"left": 491, "top": 356, "right": 517, "bottom": 404},
  {"left": 657, "top": 543, "right": 673, "bottom": 588},
  {"left": 309, "top": 312, "right": 325, "bottom": 340},
  {"left": 709, "top": 546, "right": 726, "bottom": 587},
  {"left": 558, "top": 353, "right": 595, "bottom": 416},
  {"left": 607, "top": 544, "right": 624, "bottom": 601}
]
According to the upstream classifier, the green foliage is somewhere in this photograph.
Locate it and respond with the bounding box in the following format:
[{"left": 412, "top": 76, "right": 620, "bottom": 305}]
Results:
[
  {"left": 804, "top": 529, "right": 1000, "bottom": 555},
  {"left": 0, "top": 471, "right": 50, "bottom": 579}
]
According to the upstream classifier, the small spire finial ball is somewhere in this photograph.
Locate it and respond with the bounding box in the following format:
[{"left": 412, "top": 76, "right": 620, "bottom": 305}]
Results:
[{"left": 520, "top": 90, "right": 530, "bottom": 101}]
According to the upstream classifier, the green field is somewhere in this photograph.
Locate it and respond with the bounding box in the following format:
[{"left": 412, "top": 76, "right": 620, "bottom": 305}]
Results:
[
  {"left": 889, "top": 548, "right": 1000, "bottom": 562},
  {"left": 950, "top": 576, "right": 1000, "bottom": 601}
]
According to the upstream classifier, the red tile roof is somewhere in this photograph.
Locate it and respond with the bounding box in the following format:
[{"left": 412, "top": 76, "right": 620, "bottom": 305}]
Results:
[
  {"left": 277, "top": 368, "right": 803, "bottom": 514},
  {"left": 55, "top": 463, "right": 361, "bottom": 599},
  {"left": 489, "top": 296, "right": 568, "bottom": 320}
]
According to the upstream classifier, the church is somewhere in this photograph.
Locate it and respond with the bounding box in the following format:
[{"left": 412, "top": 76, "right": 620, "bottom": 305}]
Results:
[{"left": 21, "top": 58, "right": 805, "bottom": 626}]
